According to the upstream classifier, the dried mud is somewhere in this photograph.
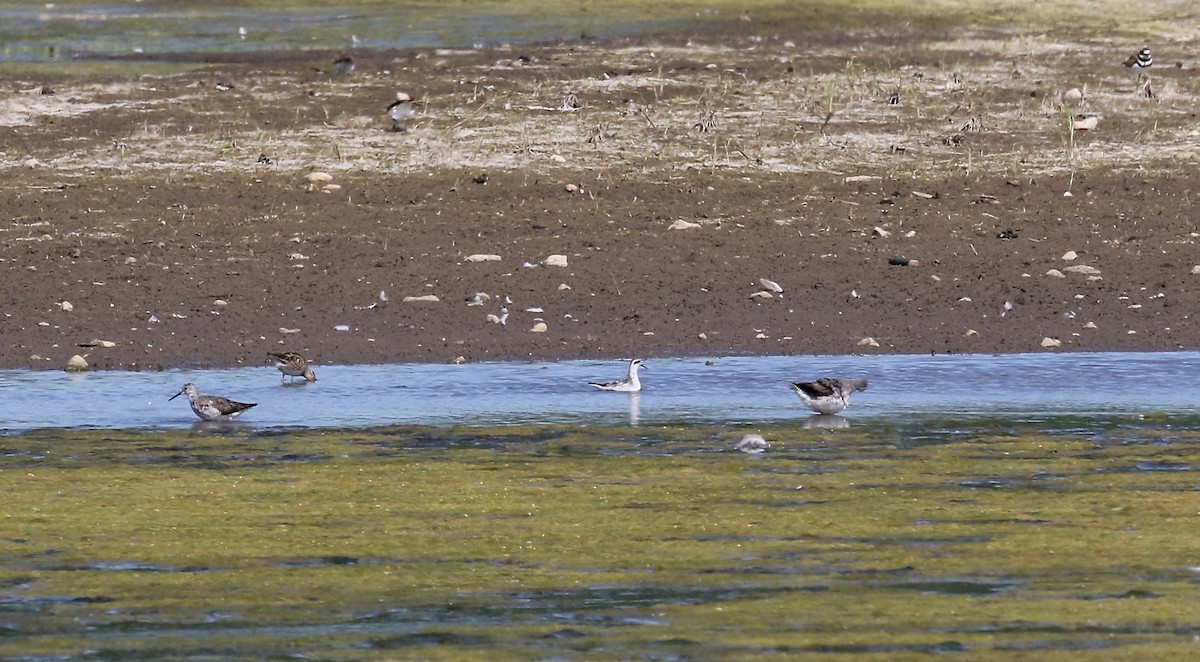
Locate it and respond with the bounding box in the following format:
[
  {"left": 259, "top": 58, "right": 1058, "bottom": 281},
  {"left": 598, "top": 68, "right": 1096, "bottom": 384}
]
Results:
[{"left": 3, "top": 17, "right": 1200, "bottom": 370}]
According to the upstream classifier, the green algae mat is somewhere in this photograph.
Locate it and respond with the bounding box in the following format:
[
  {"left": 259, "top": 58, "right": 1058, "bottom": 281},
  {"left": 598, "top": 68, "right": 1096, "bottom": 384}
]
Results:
[{"left": 2, "top": 420, "right": 1199, "bottom": 659}]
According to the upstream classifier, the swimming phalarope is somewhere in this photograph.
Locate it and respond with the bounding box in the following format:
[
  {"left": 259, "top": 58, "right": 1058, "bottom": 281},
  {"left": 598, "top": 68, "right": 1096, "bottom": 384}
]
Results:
[
  {"left": 589, "top": 358, "right": 645, "bottom": 392},
  {"left": 387, "top": 92, "right": 415, "bottom": 132},
  {"left": 268, "top": 351, "right": 317, "bottom": 383},
  {"left": 790, "top": 377, "right": 868, "bottom": 415},
  {"left": 169, "top": 383, "right": 256, "bottom": 421}
]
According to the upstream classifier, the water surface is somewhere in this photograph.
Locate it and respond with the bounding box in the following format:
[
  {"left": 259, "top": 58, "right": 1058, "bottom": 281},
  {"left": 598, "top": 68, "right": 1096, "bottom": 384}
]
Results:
[{"left": 2, "top": 351, "right": 1196, "bottom": 432}]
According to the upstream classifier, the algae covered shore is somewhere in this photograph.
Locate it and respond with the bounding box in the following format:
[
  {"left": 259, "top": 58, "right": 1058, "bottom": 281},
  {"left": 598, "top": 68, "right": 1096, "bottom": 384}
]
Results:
[{"left": 2, "top": 419, "right": 1199, "bottom": 658}]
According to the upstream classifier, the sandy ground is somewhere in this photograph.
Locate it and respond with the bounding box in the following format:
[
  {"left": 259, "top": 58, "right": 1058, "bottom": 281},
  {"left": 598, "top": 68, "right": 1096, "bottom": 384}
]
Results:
[{"left": 2, "top": 13, "right": 1200, "bottom": 371}]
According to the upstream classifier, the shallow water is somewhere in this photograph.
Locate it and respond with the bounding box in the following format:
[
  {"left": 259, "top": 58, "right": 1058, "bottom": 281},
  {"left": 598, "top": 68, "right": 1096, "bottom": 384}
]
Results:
[
  {"left": 2, "top": 351, "right": 1197, "bottom": 432},
  {"left": 0, "top": 0, "right": 724, "bottom": 63}
]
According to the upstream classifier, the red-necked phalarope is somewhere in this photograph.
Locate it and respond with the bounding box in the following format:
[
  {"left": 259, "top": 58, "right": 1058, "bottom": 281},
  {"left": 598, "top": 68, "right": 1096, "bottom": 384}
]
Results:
[
  {"left": 268, "top": 352, "right": 317, "bottom": 383},
  {"left": 589, "top": 359, "right": 645, "bottom": 392},
  {"left": 169, "top": 383, "right": 256, "bottom": 421},
  {"left": 790, "top": 377, "right": 868, "bottom": 415}
]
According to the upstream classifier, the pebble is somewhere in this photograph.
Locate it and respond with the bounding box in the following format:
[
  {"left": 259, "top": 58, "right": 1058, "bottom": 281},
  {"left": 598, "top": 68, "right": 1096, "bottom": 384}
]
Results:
[
  {"left": 858, "top": 337, "right": 880, "bottom": 347},
  {"left": 1063, "top": 87, "right": 1084, "bottom": 104},
  {"left": 668, "top": 220, "right": 701, "bottom": 230},
  {"left": 557, "top": 283, "right": 571, "bottom": 291},
  {"left": 1084, "top": 322, "right": 1097, "bottom": 329},
  {"left": 1046, "top": 269, "right": 1065, "bottom": 278},
  {"left": 214, "top": 299, "right": 228, "bottom": 307},
  {"left": 749, "top": 291, "right": 773, "bottom": 300},
  {"left": 530, "top": 322, "right": 548, "bottom": 333},
  {"left": 59, "top": 301, "right": 73, "bottom": 312},
  {"left": 1041, "top": 337, "right": 1062, "bottom": 348},
  {"left": 1064, "top": 265, "right": 1101, "bottom": 276},
  {"left": 734, "top": 434, "right": 768, "bottom": 454},
  {"left": 759, "top": 278, "right": 783, "bottom": 293},
  {"left": 1062, "top": 250, "right": 1078, "bottom": 261},
  {"left": 873, "top": 226, "right": 891, "bottom": 238},
  {"left": 65, "top": 354, "right": 89, "bottom": 372},
  {"left": 1072, "top": 116, "right": 1099, "bottom": 131},
  {"left": 403, "top": 295, "right": 440, "bottom": 302},
  {"left": 464, "top": 254, "right": 502, "bottom": 262},
  {"left": 90, "top": 339, "right": 117, "bottom": 348},
  {"left": 544, "top": 254, "right": 568, "bottom": 267},
  {"left": 305, "top": 172, "right": 333, "bottom": 183},
  {"left": 334, "top": 324, "right": 350, "bottom": 332},
  {"left": 1191, "top": 265, "right": 1200, "bottom": 275},
  {"left": 965, "top": 329, "right": 979, "bottom": 336},
  {"left": 279, "top": 328, "right": 301, "bottom": 334}
]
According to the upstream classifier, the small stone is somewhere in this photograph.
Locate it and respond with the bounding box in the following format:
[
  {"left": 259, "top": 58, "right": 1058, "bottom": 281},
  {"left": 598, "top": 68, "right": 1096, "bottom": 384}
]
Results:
[
  {"left": 1064, "top": 265, "right": 1101, "bottom": 276},
  {"left": 23, "top": 157, "right": 42, "bottom": 168},
  {"left": 322, "top": 183, "right": 342, "bottom": 192},
  {"left": 334, "top": 324, "right": 350, "bottom": 332},
  {"left": 1084, "top": 322, "right": 1097, "bottom": 329},
  {"left": 91, "top": 339, "right": 117, "bottom": 348},
  {"left": 1191, "top": 265, "right": 1200, "bottom": 275},
  {"left": 453, "top": 356, "right": 467, "bottom": 364},
  {"left": 755, "top": 333, "right": 768, "bottom": 339},
  {"left": 965, "top": 329, "right": 979, "bottom": 336},
  {"left": 749, "top": 291, "right": 773, "bottom": 300},
  {"left": 1046, "top": 269, "right": 1065, "bottom": 278},
  {"left": 759, "top": 278, "right": 783, "bottom": 293},
  {"left": 402, "top": 295, "right": 440, "bottom": 302},
  {"left": 557, "top": 283, "right": 571, "bottom": 291},
  {"left": 858, "top": 337, "right": 880, "bottom": 347},
  {"left": 464, "top": 254, "right": 502, "bottom": 262},
  {"left": 1041, "top": 337, "right": 1062, "bottom": 348},
  {"left": 530, "top": 322, "right": 548, "bottom": 333},
  {"left": 668, "top": 220, "right": 701, "bottom": 230},
  {"left": 1062, "top": 251, "right": 1078, "bottom": 261},
  {"left": 734, "top": 434, "right": 768, "bottom": 454},
  {"left": 698, "top": 333, "right": 708, "bottom": 340},
  {"left": 305, "top": 171, "right": 334, "bottom": 183},
  {"left": 873, "top": 226, "right": 891, "bottom": 238},
  {"left": 544, "top": 254, "right": 569, "bottom": 267},
  {"left": 213, "top": 299, "right": 228, "bottom": 307},
  {"left": 65, "top": 354, "right": 89, "bottom": 372},
  {"left": 1072, "top": 116, "right": 1098, "bottom": 131},
  {"left": 279, "top": 328, "right": 301, "bottom": 334},
  {"left": 125, "top": 256, "right": 137, "bottom": 265},
  {"left": 59, "top": 301, "right": 73, "bottom": 312},
  {"left": 1062, "top": 87, "right": 1084, "bottom": 104},
  {"left": 565, "top": 183, "right": 579, "bottom": 193}
]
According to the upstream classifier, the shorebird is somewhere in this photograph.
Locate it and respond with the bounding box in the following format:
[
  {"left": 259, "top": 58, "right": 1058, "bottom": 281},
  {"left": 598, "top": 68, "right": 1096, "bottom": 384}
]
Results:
[
  {"left": 333, "top": 50, "right": 355, "bottom": 76},
  {"left": 268, "top": 351, "right": 317, "bottom": 383},
  {"left": 387, "top": 92, "right": 415, "bottom": 132},
  {"left": 169, "top": 383, "right": 256, "bottom": 421},
  {"left": 589, "top": 359, "right": 645, "bottom": 393},
  {"left": 1123, "top": 47, "right": 1152, "bottom": 69},
  {"left": 790, "top": 377, "right": 868, "bottom": 415}
]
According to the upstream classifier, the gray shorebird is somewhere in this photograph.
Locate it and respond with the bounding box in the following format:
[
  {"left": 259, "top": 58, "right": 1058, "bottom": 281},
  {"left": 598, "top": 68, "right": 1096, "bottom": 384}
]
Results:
[
  {"left": 589, "top": 358, "right": 645, "bottom": 392},
  {"left": 790, "top": 377, "right": 868, "bottom": 415},
  {"left": 333, "top": 49, "right": 355, "bottom": 75},
  {"left": 169, "top": 383, "right": 256, "bottom": 421},
  {"left": 268, "top": 351, "right": 316, "bottom": 383},
  {"left": 387, "top": 92, "right": 415, "bottom": 132}
]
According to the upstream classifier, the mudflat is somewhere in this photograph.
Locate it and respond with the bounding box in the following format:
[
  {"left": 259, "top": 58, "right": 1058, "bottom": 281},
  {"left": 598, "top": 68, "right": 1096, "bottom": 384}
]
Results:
[{"left": 3, "top": 4, "right": 1197, "bottom": 371}]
